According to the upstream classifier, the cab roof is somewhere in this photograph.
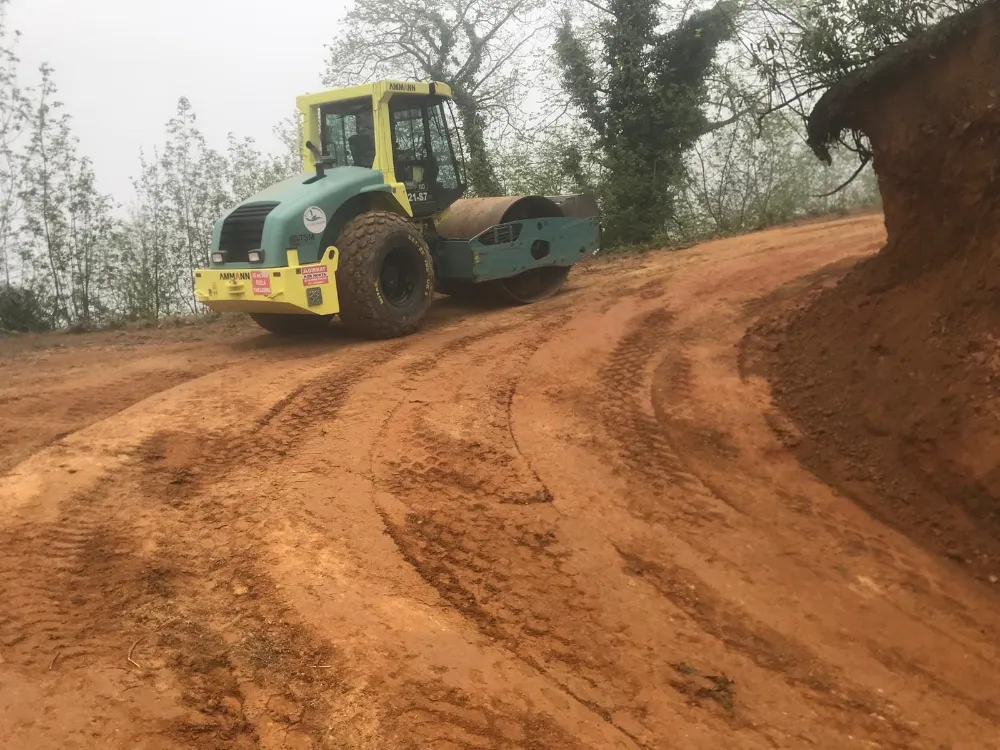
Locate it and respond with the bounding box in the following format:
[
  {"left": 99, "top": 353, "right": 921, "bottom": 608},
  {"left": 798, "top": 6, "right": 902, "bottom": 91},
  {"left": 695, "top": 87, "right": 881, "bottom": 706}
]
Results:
[{"left": 295, "top": 80, "right": 453, "bottom": 110}]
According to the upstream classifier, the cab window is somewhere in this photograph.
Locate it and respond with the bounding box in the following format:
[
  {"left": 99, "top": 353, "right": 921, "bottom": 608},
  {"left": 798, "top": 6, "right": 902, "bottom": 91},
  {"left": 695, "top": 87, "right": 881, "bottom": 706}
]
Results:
[
  {"left": 320, "top": 98, "right": 375, "bottom": 169},
  {"left": 389, "top": 95, "right": 466, "bottom": 216},
  {"left": 428, "top": 103, "right": 460, "bottom": 192},
  {"left": 390, "top": 103, "right": 430, "bottom": 194}
]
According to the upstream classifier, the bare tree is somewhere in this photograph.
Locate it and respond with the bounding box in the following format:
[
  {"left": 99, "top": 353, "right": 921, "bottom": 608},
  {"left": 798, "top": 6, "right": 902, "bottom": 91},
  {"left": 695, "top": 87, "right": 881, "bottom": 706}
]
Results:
[
  {"left": 674, "top": 111, "right": 879, "bottom": 240},
  {"left": 323, "top": 0, "right": 548, "bottom": 196}
]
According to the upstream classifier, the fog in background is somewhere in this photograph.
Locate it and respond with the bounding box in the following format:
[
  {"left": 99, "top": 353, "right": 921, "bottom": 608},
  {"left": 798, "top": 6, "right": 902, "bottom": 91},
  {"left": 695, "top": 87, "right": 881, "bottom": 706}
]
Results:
[{"left": 9, "top": 0, "right": 346, "bottom": 197}]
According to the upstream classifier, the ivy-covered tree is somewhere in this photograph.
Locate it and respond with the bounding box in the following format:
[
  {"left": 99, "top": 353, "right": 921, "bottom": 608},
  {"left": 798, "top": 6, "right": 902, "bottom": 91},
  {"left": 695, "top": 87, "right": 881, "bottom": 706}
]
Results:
[{"left": 555, "top": 0, "right": 739, "bottom": 245}]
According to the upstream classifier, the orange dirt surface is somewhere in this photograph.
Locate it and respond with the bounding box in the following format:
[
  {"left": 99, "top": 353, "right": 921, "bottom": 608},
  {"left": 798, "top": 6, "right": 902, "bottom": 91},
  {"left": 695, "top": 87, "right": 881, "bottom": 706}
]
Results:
[{"left": 1, "top": 211, "right": 999, "bottom": 750}]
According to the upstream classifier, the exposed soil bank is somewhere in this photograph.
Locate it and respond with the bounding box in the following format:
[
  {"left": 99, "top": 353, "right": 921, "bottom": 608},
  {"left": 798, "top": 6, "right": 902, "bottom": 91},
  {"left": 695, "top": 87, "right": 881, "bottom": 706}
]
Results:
[{"left": 759, "top": 2, "right": 1000, "bottom": 578}]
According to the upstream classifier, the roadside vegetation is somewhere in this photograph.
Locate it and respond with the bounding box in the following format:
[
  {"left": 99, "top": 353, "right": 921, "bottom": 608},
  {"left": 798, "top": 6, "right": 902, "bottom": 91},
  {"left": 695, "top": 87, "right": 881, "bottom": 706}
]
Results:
[{"left": 0, "top": 0, "right": 974, "bottom": 332}]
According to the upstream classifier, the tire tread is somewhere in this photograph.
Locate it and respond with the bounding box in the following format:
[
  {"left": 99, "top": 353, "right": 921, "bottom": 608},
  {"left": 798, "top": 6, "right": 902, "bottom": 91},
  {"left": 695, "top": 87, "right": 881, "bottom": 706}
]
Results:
[{"left": 336, "top": 210, "right": 433, "bottom": 339}]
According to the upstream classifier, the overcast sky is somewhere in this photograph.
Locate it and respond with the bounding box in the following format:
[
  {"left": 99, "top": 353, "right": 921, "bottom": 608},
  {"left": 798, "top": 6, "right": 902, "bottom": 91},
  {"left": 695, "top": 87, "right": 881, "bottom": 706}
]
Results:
[{"left": 9, "top": 0, "right": 348, "bottom": 201}]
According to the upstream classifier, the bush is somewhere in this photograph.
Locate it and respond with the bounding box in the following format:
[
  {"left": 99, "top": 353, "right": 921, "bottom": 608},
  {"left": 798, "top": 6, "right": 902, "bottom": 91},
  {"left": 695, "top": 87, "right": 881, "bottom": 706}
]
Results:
[{"left": 0, "top": 285, "right": 53, "bottom": 333}]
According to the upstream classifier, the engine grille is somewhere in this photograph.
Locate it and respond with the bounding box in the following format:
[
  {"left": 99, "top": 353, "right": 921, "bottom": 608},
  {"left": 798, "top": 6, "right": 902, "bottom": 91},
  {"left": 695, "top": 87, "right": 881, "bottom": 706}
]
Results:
[
  {"left": 219, "top": 201, "right": 279, "bottom": 262},
  {"left": 476, "top": 222, "right": 523, "bottom": 246}
]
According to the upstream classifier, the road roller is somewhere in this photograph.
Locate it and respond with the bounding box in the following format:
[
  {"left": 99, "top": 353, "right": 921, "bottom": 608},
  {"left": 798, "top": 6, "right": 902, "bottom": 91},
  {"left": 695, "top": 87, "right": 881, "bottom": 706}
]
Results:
[{"left": 192, "top": 80, "right": 601, "bottom": 338}]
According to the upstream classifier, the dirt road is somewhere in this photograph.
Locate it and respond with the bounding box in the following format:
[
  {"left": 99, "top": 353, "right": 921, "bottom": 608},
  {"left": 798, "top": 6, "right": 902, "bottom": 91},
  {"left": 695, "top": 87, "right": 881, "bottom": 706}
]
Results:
[{"left": 2, "top": 212, "right": 998, "bottom": 749}]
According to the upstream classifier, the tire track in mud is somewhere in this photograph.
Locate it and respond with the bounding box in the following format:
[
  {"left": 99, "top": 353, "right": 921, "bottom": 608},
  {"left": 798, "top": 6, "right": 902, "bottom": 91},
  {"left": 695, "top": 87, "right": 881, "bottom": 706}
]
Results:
[
  {"left": 0, "top": 313, "right": 590, "bottom": 749},
  {"left": 335, "top": 309, "right": 619, "bottom": 748},
  {"left": 142, "top": 307, "right": 569, "bottom": 493},
  {"left": 0, "top": 340, "right": 421, "bottom": 748},
  {"left": 597, "top": 304, "right": 919, "bottom": 747},
  {"left": 615, "top": 547, "right": 918, "bottom": 747},
  {"left": 377, "top": 477, "right": 640, "bottom": 747},
  {"left": 128, "top": 319, "right": 595, "bottom": 749},
  {"left": 120, "top": 343, "right": 419, "bottom": 745},
  {"left": 0, "top": 476, "right": 350, "bottom": 748},
  {"left": 401, "top": 319, "right": 527, "bottom": 377},
  {"left": 377, "top": 679, "right": 585, "bottom": 750},
  {"left": 371, "top": 315, "right": 658, "bottom": 748},
  {"left": 0, "top": 367, "right": 204, "bottom": 477},
  {"left": 139, "top": 342, "right": 407, "bottom": 496},
  {"left": 596, "top": 307, "right": 727, "bottom": 528},
  {"left": 126, "top": 512, "right": 346, "bottom": 749},
  {"left": 0, "top": 483, "right": 131, "bottom": 670}
]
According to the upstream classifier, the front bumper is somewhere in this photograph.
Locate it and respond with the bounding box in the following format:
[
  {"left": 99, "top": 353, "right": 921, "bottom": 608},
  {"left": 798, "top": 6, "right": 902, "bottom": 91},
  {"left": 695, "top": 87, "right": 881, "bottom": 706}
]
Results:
[{"left": 193, "top": 248, "right": 340, "bottom": 316}]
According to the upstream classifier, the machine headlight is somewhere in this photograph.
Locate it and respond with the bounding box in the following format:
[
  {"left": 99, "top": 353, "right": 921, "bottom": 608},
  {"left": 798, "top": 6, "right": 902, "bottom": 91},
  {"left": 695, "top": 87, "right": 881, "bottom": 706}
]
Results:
[
  {"left": 211, "top": 252, "right": 225, "bottom": 264},
  {"left": 248, "top": 250, "right": 264, "bottom": 263}
]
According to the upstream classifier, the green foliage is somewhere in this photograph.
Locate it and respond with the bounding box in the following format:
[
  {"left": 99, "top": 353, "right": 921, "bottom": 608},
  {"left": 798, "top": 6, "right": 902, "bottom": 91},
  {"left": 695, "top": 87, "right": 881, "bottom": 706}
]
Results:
[
  {"left": 271, "top": 112, "right": 304, "bottom": 177},
  {"left": 0, "top": 1, "right": 299, "bottom": 330},
  {"left": 798, "top": 0, "right": 977, "bottom": 80},
  {"left": 159, "top": 97, "right": 231, "bottom": 305},
  {"left": 113, "top": 152, "right": 172, "bottom": 319},
  {"left": 0, "top": 282, "right": 50, "bottom": 332},
  {"left": 19, "top": 64, "right": 117, "bottom": 327},
  {"left": 65, "top": 158, "right": 116, "bottom": 325},
  {"left": 556, "top": 0, "right": 739, "bottom": 245},
  {"left": 495, "top": 126, "right": 597, "bottom": 196},
  {"left": 747, "top": 0, "right": 978, "bottom": 140},
  {"left": 116, "top": 99, "right": 300, "bottom": 318},
  {"left": 0, "top": 0, "right": 907, "bottom": 334}
]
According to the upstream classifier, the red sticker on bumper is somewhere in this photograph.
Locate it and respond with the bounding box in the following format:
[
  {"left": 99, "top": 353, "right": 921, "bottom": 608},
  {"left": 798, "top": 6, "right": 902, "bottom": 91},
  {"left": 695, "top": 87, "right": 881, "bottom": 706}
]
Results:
[
  {"left": 251, "top": 271, "right": 271, "bottom": 296},
  {"left": 302, "top": 265, "right": 329, "bottom": 286}
]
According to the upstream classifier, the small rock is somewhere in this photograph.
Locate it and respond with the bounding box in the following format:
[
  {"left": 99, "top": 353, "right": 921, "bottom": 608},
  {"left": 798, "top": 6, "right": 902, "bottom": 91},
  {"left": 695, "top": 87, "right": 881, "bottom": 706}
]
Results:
[
  {"left": 989, "top": 575, "right": 998, "bottom": 585},
  {"left": 268, "top": 695, "right": 303, "bottom": 724}
]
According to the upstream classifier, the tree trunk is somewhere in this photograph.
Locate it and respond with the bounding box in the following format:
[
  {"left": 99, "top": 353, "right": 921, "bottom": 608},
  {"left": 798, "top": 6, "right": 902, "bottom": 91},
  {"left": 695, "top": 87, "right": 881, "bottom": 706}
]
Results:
[{"left": 451, "top": 91, "right": 503, "bottom": 198}]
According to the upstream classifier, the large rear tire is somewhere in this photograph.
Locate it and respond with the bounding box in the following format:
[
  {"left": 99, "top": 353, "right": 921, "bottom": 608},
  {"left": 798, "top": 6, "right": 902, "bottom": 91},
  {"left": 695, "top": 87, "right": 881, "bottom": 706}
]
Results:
[
  {"left": 250, "top": 312, "right": 333, "bottom": 335},
  {"left": 335, "top": 211, "right": 434, "bottom": 339}
]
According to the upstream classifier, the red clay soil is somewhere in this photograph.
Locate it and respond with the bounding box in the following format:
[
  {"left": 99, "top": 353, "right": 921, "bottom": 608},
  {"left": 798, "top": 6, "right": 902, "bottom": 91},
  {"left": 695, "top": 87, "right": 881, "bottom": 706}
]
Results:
[
  {"left": 750, "top": 5, "right": 1000, "bottom": 580},
  {"left": 5, "top": 213, "right": 1000, "bottom": 749}
]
